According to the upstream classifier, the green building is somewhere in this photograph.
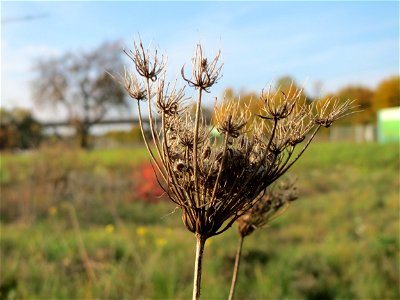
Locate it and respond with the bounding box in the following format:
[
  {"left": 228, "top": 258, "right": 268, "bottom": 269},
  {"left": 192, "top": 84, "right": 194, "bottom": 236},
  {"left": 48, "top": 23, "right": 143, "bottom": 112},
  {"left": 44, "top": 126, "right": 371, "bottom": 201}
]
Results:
[{"left": 377, "top": 107, "right": 400, "bottom": 143}]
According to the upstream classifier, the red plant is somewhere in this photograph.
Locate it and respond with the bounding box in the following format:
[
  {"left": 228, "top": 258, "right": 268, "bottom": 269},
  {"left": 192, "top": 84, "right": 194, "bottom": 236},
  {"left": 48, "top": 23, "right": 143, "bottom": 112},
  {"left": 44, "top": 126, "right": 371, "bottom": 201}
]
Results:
[{"left": 131, "top": 162, "right": 166, "bottom": 203}]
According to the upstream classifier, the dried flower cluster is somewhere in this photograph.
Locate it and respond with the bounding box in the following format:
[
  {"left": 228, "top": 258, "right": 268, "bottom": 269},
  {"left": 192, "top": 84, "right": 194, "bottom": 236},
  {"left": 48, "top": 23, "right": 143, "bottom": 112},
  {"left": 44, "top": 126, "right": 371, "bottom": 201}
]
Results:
[
  {"left": 236, "top": 178, "right": 298, "bottom": 237},
  {"left": 229, "top": 179, "right": 298, "bottom": 300},
  {"left": 123, "top": 38, "right": 355, "bottom": 299}
]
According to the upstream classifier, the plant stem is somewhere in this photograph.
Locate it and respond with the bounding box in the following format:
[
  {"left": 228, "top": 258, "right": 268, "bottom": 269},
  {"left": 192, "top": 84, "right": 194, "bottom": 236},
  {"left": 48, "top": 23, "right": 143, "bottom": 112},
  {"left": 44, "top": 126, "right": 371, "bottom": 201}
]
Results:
[
  {"left": 192, "top": 88, "right": 203, "bottom": 206},
  {"left": 65, "top": 203, "right": 96, "bottom": 282},
  {"left": 228, "top": 235, "right": 244, "bottom": 300},
  {"left": 193, "top": 235, "right": 206, "bottom": 300}
]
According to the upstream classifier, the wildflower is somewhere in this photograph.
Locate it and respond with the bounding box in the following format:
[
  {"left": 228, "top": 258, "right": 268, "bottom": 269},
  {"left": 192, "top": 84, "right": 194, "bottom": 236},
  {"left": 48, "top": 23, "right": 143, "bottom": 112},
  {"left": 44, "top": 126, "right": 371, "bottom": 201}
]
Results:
[
  {"left": 155, "top": 238, "right": 167, "bottom": 248},
  {"left": 136, "top": 226, "right": 147, "bottom": 237},
  {"left": 105, "top": 224, "right": 114, "bottom": 234},
  {"left": 48, "top": 206, "right": 57, "bottom": 216}
]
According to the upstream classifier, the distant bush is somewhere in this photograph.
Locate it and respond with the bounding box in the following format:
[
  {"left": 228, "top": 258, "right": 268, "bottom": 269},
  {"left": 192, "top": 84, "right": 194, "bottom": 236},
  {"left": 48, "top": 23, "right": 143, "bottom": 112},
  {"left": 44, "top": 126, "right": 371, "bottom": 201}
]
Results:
[
  {"left": 103, "top": 126, "right": 150, "bottom": 145},
  {"left": 0, "top": 108, "right": 42, "bottom": 150}
]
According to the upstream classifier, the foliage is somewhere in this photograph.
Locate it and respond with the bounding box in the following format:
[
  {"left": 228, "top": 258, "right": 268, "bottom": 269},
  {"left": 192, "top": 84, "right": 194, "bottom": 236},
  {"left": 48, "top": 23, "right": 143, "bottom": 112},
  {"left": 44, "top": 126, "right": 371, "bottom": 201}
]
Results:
[
  {"left": 131, "top": 162, "right": 167, "bottom": 204},
  {"left": 373, "top": 75, "right": 400, "bottom": 111},
  {"left": 31, "top": 42, "right": 127, "bottom": 148},
  {"left": 103, "top": 126, "right": 146, "bottom": 145},
  {"left": 334, "top": 86, "right": 374, "bottom": 124},
  {"left": 0, "top": 108, "right": 42, "bottom": 150},
  {"left": 214, "top": 76, "right": 310, "bottom": 131},
  {"left": 0, "top": 143, "right": 398, "bottom": 299},
  {"left": 220, "top": 75, "right": 400, "bottom": 128},
  {"left": 275, "top": 75, "right": 310, "bottom": 105}
]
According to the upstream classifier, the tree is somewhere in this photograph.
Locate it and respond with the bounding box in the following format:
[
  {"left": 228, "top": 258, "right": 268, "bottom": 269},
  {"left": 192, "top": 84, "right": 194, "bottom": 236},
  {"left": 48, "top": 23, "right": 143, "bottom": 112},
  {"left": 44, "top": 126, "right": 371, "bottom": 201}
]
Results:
[
  {"left": 32, "top": 42, "right": 127, "bottom": 148},
  {"left": 214, "top": 77, "right": 309, "bottom": 132},
  {"left": 373, "top": 76, "right": 400, "bottom": 111},
  {"left": 213, "top": 88, "right": 260, "bottom": 132},
  {"left": 275, "top": 75, "right": 310, "bottom": 104},
  {"left": 333, "top": 86, "right": 374, "bottom": 124}
]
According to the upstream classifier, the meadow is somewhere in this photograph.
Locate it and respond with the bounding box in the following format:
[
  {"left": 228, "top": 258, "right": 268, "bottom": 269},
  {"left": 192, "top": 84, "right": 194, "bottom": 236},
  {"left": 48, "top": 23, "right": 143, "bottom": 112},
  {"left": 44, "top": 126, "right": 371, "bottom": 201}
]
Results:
[{"left": 0, "top": 142, "right": 399, "bottom": 299}]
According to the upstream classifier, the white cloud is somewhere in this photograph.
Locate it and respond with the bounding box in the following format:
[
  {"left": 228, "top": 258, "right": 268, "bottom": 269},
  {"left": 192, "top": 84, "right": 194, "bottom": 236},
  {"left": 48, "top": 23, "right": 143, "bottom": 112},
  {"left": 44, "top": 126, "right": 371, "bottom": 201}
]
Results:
[{"left": 1, "top": 41, "right": 62, "bottom": 118}]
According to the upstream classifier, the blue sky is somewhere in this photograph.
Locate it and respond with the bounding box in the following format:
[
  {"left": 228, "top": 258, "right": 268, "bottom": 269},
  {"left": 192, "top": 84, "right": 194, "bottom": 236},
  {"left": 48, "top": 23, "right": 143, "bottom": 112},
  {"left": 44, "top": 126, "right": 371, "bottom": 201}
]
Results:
[{"left": 1, "top": 1, "right": 399, "bottom": 121}]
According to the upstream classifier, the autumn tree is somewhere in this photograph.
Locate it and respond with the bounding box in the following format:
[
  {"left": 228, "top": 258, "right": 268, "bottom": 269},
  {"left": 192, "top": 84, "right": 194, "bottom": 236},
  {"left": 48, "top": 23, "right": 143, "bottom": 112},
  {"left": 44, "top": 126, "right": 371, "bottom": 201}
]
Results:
[
  {"left": 373, "top": 76, "right": 400, "bottom": 111},
  {"left": 334, "top": 86, "right": 374, "bottom": 124},
  {"left": 212, "top": 88, "right": 259, "bottom": 130},
  {"left": 32, "top": 42, "right": 127, "bottom": 148},
  {"left": 274, "top": 76, "right": 311, "bottom": 106},
  {"left": 214, "top": 76, "right": 309, "bottom": 130}
]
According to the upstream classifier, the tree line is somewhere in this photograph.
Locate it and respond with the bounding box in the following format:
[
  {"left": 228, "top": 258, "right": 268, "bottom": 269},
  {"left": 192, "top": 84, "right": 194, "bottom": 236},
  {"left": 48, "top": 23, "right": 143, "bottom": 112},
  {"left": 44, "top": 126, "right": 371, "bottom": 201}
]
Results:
[
  {"left": 218, "top": 75, "right": 399, "bottom": 126},
  {"left": 1, "top": 40, "right": 398, "bottom": 150}
]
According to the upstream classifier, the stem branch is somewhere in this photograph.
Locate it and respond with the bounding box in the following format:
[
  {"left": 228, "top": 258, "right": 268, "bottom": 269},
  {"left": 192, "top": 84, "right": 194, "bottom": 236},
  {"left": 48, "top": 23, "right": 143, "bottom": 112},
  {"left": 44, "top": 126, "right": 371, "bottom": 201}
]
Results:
[
  {"left": 229, "top": 235, "right": 244, "bottom": 300},
  {"left": 193, "top": 235, "right": 206, "bottom": 300}
]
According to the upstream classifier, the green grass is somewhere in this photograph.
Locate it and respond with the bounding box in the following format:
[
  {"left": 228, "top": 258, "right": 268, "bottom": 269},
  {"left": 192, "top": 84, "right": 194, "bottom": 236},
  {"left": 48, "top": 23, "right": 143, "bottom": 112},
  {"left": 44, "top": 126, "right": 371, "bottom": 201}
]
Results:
[{"left": 1, "top": 142, "right": 399, "bottom": 299}]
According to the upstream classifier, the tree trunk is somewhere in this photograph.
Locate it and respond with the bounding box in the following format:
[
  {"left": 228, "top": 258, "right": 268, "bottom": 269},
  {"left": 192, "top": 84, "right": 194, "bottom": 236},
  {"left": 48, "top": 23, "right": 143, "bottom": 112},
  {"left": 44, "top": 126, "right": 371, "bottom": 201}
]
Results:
[{"left": 79, "top": 125, "right": 90, "bottom": 149}]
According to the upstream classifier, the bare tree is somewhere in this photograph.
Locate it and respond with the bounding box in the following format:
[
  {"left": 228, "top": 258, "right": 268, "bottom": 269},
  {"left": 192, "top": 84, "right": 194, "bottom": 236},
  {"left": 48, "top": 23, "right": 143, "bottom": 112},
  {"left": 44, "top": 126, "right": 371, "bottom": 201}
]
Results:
[{"left": 32, "top": 42, "right": 127, "bottom": 148}]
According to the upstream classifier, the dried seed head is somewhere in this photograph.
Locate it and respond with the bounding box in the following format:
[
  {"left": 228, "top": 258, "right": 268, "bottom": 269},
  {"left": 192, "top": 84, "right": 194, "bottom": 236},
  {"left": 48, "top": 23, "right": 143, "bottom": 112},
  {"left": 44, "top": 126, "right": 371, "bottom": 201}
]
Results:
[
  {"left": 237, "top": 178, "right": 298, "bottom": 237},
  {"left": 174, "top": 160, "right": 187, "bottom": 173},
  {"left": 315, "top": 98, "right": 357, "bottom": 127},
  {"left": 181, "top": 44, "right": 223, "bottom": 92},
  {"left": 122, "top": 38, "right": 356, "bottom": 240},
  {"left": 124, "top": 70, "right": 147, "bottom": 101},
  {"left": 124, "top": 39, "right": 166, "bottom": 82},
  {"left": 259, "top": 86, "right": 302, "bottom": 120},
  {"left": 156, "top": 78, "right": 186, "bottom": 116},
  {"left": 177, "top": 126, "right": 206, "bottom": 150},
  {"left": 214, "top": 97, "right": 250, "bottom": 138}
]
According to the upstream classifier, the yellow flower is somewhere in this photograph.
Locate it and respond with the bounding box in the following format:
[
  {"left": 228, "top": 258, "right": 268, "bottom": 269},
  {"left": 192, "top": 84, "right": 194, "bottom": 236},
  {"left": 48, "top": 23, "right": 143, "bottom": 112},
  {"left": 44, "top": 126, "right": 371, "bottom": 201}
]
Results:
[
  {"left": 48, "top": 206, "right": 57, "bottom": 216},
  {"left": 105, "top": 224, "right": 114, "bottom": 234},
  {"left": 155, "top": 238, "right": 167, "bottom": 248},
  {"left": 205, "top": 239, "right": 212, "bottom": 247},
  {"left": 136, "top": 226, "right": 147, "bottom": 236}
]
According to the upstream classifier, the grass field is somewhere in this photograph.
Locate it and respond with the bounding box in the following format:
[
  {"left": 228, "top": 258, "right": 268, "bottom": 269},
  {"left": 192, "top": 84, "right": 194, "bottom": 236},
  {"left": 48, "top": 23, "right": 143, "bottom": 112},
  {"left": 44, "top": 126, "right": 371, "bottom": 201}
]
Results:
[{"left": 1, "top": 142, "right": 399, "bottom": 299}]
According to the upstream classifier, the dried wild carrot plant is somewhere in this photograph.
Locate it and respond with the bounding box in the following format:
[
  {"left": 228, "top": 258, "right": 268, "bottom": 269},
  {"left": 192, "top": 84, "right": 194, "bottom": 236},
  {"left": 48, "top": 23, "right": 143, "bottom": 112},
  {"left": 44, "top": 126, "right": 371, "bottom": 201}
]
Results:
[
  {"left": 123, "top": 38, "right": 355, "bottom": 299},
  {"left": 229, "top": 179, "right": 298, "bottom": 300}
]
